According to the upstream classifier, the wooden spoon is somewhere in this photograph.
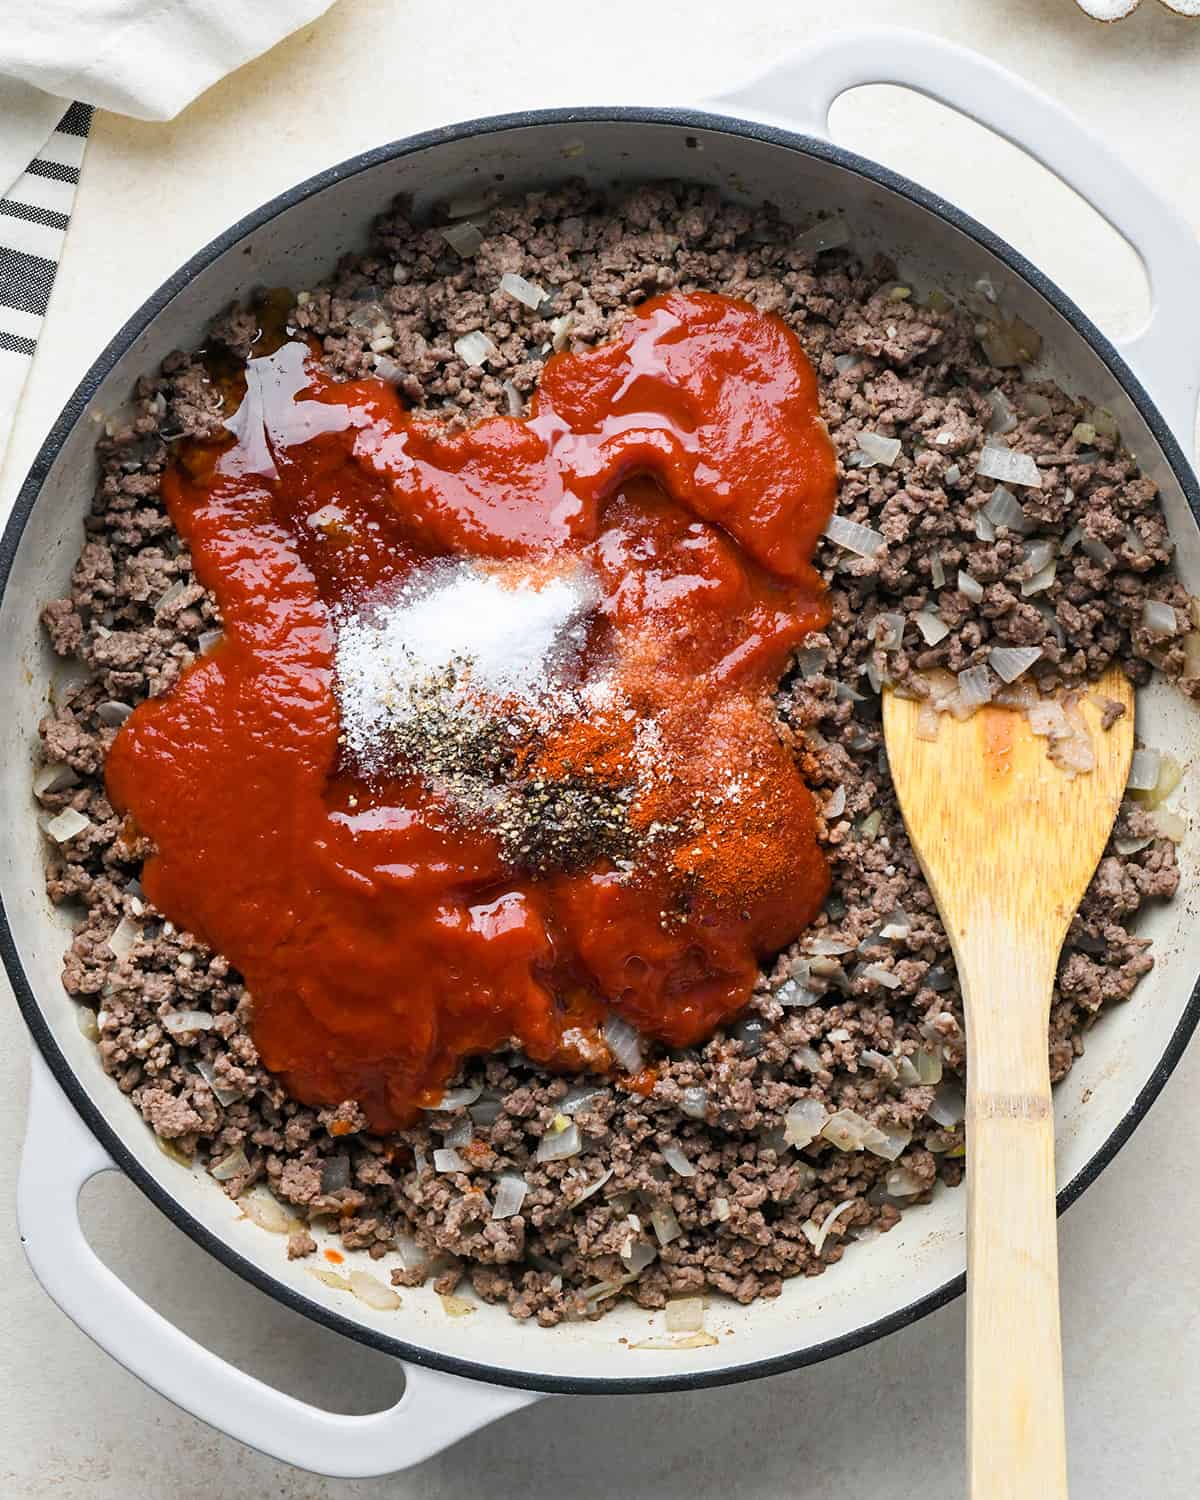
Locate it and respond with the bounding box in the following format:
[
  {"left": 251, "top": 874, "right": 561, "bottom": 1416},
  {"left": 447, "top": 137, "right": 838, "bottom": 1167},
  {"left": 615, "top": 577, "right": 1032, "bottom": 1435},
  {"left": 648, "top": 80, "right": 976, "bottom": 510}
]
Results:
[{"left": 882, "top": 667, "right": 1133, "bottom": 1499}]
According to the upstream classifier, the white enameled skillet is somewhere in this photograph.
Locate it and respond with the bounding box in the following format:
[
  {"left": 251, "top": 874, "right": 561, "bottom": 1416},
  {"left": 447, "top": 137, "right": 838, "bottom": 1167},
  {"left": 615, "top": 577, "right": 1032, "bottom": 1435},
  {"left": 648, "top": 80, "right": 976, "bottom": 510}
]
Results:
[{"left": 5, "top": 29, "right": 1199, "bottom": 1479}]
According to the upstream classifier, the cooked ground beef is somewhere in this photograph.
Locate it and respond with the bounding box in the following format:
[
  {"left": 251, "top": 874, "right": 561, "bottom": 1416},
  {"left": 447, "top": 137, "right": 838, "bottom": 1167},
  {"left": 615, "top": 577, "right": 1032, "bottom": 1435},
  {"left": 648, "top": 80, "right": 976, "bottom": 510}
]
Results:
[{"left": 36, "top": 182, "right": 1186, "bottom": 1326}]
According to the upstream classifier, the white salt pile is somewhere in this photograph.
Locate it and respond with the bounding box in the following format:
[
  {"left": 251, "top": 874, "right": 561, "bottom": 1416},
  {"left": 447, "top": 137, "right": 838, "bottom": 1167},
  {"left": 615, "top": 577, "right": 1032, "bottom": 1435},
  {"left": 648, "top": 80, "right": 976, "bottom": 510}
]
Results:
[{"left": 335, "top": 560, "right": 597, "bottom": 774}]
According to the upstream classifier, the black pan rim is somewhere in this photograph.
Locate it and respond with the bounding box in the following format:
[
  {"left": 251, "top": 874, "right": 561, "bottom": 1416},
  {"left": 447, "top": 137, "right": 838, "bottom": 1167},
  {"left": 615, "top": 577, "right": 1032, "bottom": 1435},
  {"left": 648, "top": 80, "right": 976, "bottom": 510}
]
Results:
[{"left": 4, "top": 102, "right": 1199, "bottom": 1402}]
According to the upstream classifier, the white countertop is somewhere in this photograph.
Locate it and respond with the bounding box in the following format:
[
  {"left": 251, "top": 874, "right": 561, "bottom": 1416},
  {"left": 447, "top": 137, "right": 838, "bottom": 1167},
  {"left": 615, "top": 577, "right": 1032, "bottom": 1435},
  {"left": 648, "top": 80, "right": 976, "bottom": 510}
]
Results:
[{"left": 3, "top": 1, "right": 1200, "bottom": 1493}]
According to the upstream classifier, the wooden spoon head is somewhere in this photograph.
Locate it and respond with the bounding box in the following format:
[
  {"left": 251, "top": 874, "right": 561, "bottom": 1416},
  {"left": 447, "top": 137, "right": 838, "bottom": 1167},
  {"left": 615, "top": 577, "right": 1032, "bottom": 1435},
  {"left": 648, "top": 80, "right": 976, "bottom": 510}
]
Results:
[{"left": 882, "top": 668, "right": 1134, "bottom": 960}]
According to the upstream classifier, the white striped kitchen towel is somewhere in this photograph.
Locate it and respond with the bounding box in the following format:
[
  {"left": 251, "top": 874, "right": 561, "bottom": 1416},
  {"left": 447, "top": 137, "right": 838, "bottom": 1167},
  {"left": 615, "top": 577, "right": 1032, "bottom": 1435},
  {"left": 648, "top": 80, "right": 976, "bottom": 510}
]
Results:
[{"left": 0, "top": 102, "right": 91, "bottom": 462}]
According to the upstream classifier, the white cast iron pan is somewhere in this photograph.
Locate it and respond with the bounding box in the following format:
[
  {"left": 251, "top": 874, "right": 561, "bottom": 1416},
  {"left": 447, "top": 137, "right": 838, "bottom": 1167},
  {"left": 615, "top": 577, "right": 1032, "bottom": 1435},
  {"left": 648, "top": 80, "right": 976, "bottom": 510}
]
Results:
[{"left": 5, "top": 28, "right": 1200, "bottom": 1479}]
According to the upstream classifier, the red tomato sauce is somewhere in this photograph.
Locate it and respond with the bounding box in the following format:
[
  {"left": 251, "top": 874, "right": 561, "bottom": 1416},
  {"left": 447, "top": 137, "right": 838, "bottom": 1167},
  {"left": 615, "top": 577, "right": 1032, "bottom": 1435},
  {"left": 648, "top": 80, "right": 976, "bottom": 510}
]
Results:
[{"left": 106, "top": 291, "right": 837, "bottom": 1130}]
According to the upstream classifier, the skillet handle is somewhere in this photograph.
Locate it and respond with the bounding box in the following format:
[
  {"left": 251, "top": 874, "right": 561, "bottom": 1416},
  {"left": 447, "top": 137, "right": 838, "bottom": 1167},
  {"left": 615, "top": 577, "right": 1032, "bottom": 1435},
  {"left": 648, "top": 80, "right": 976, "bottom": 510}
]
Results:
[
  {"left": 18, "top": 1053, "right": 540, "bottom": 1478},
  {"left": 712, "top": 27, "right": 1200, "bottom": 455}
]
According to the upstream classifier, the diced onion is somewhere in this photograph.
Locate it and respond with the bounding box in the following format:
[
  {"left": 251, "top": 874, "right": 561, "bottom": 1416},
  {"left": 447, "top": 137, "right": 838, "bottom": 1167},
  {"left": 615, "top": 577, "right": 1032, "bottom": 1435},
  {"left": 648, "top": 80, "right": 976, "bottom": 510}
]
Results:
[
  {"left": 958, "top": 570, "right": 984, "bottom": 604},
  {"left": 665, "top": 1297, "right": 706, "bottom": 1332},
  {"left": 96, "top": 700, "right": 132, "bottom": 727},
  {"left": 916, "top": 1048, "right": 944, "bottom": 1084},
  {"left": 1021, "top": 560, "right": 1057, "bottom": 596},
  {"left": 154, "top": 580, "right": 188, "bottom": 612},
  {"left": 1027, "top": 699, "right": 1071, "bottom": 739},
  {"left": 680, "top": 1086, "right": 709, "bottom": 1120},
  {"left": 956, "top": 666, "right": 994, "bottom": 706},
  {"left": 498, "top": 272, "right": 547, "bottom": 309},
  {"left": 1130, "top": 750, "right": 1183, "bottom": 809},
  {"left": 931, "top": 555, "right": 947, "bottom": 588},
  {"left": 896, "top": 1056, "right": 921, "bottom": 1087},
  {"left": 823, "top": 784, "right": 847, "bottom": 820},
  {"left": 986, "top": 388, "right": 1017, "bottom": 434},
  {"left": 105, "top": 914, "right": 142, "bottom": 961},
  {"left": 162, "top": 1009, "right": 215, "bottom": 1036},
  {"left": 944, "top": 463, "right": 962, "bottom": 486},
  {"left": 210, "top": 1147, "right": 249, "bottom": 1181},
  {"left": 42, "top": 807, "right": 91, "bottom": 843},
  {"left": 662, "top": 1145, "right": 696, "bottom": 1178},
  {"left": 886, "top": 1167, "right": 925, "bottom": 1197},
  {"left": 439, "top": 222, "right": 483, "bottom": 257},
  {"left": 239, "top": 1186, "right": 294, "bottom": 1233},
  {"left": 855, "top": 431, "right": 902, "bottom": 467},
  {"left": 977, "top": 445, "right": 1042, "bottom": 488},
  {"left": 1022, "top": 539, "right": 1055, "bottom": 574},
  {"left": 1061, "top": 524, "right": 1083, "bottom": 555},
  {"left": 1082, "top": 536, "right": 1117, "bottom": 568},
  {"left": 550, "top": 313, "right": 575, "bottom": 351},
  {"left": 714, "top": 1196, "right": 731, "bottom": 1221},
  {"left": 442, "top": 1116, "right": 472, "bottom": 1149},
  {"left": 927, "top": 1081, "right": 966, "bottom": 1127},
  {"left": 569, "top": 1166, "right": 613, "bottom": 1205},
  {"left": 796, "top": 216, "right": 850, "bottom": 255},
  {"left": 33, "top": 761, "right": 79, "bottom": 796},
  {"left": 427, "top": 1084, "right": 483, "bottom": 1111},
  {"left": 491, "top": 1172, "right": 528, "bottom": 1220},
  {"left": 880, "top": 911, "right": 912, "bottom": 939},
  {"left": 859, "top": 962, "right": 902, "bottom": 990},
  {"left": 795, "top": 644, "right": 828, "bottom": 676},
  {"left": 866, "top": 1122, "right": 913, "bottom": 1162},
  {"left": 1114, "top": 834, "right": 1154, "bottom": 856},
  {"left": 823, "top": 514, "right": 885, "bottom": 558},
  {"left": 805, "top": 936, "right": 855, "bottom": 956},
  {"left": 349, "top": 1269, "right": 402, "bottom": 1311},
  {"left": 453, "top": 330, "right": 498, "bottom": 367},
  {"left": 560, "top": 1084, "right": 605, "bottom": 1116},
  {"left": 434, "top": 1148, "right": 470, "bottom": 1172},
  {"left": 197, "top": 629, "right": 224, "bottom": 655},
  {"left": 784, "top": 1099, "right": 830, "bottom": 1148},
  {"left": 809, "top": 1198, "right": 858, "bottom": 1254},
  {"left": 195, "top": 1056, "right": 240, "bottom": 1106},
  {"left": 1128, "top": 747, "right": 1162, "bottom": 791},
  {"left": 621, "top": 1237, "right": 657, "bottom": 1272},
  {"left": 650, "top": 1204, "right": 682, "bottom": 1245},
  {"left": 984, "top": 485, "right": 1033, "bottom": 533},
  {"left": 502, "top": 380, "right": 523, "bottom": 416},
  {"left": 535, "top": 1120, "right": 582, "bottom": 1162},
  {"left": 469, "top": 1094, "right": 503, "bottom": 1127},
  {"left": 820, "top": 1108, "right": 877, "bottom": 1151},
  {"left": 1049, "top": 725, "right": 1096, "bottom": 777},
  {"left": 1178, "top": 617, "right": 1200, "bottom": 675},
  {"left": 870, "top": 611, "right": 904, "bottom": 649},
  {"left": 915, "top": 700, "right": 940, "bottom": 741},
  {"left": 631, "top": 1331, "right": 719, "bottom": 1350},
  {"left": 1151, "top": 808, "right": 1186, "bottom": 842},
  {"left": 914, "top": 610, "right": 949, "bottom": 647},
  {"left": 1142, "top": 600, "right": 1179, "bottom": 639},
  {"left": 988, "top": 646, "right": 1042, "bottom": 683},
  {"left": 604, "top": 1014, "right": 644, "bottom": 1072},
  {"left": 974, "top": 510, "right": 997, "bottom": 542}
]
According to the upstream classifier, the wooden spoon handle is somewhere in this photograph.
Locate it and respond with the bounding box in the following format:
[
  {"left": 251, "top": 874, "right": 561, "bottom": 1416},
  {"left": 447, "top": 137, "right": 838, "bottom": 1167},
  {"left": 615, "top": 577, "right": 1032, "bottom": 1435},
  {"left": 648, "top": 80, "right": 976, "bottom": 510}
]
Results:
[{"left": 962, "top": 933, "right": 1069, "bottom": 1500}]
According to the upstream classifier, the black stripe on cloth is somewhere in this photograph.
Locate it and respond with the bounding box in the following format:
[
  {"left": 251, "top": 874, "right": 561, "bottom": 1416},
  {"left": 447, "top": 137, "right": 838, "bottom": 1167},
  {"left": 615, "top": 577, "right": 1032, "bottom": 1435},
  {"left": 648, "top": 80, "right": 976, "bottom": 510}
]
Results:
[
  {"left": 0, "top": 247, "right": 57, "bottom": 316},
  {"left": 0, "top": 199, "right": 70, "bottom": 232},
  {"left": 0, "top": 330, "right": 38, "bottom": 356},
  {"left": 25, "top": 159, "right": 80, "bottom": 185},
  {"left": 55, "top": 102, "right": 94, "bottom": 138}
]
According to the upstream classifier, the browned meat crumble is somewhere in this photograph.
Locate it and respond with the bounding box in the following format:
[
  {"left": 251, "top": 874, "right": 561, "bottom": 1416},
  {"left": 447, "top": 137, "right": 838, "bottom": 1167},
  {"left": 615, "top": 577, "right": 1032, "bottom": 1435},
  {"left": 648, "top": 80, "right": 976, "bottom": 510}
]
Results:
[{"left": 37, "top": 182, "right": 1185, "bottom": 1326}]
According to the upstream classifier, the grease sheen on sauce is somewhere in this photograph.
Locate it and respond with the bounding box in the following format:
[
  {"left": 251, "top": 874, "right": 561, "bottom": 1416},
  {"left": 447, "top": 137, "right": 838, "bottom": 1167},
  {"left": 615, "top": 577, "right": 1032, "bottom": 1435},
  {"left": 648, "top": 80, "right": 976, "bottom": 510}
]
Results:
[{"left": 106, "top": 292, "right": 837, "bottom": 1129}]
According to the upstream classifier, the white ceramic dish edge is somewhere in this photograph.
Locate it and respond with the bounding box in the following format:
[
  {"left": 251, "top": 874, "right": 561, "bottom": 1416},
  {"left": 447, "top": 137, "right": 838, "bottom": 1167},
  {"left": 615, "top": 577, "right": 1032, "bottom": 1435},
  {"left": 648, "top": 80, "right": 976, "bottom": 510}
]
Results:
[{"left": 11, "top": 27, "right": 1200, "bottom": 1478}]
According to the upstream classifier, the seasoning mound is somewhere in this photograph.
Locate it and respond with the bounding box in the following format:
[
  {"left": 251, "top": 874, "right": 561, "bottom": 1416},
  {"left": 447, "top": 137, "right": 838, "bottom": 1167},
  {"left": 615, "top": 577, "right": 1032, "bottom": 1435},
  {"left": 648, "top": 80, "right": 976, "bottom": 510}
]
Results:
[
  {"left": 335, "top": 559, "right": 598, "bottom": 772},
  {"left": 334, "top": 558, "right": 646, "bottom": 871}
]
